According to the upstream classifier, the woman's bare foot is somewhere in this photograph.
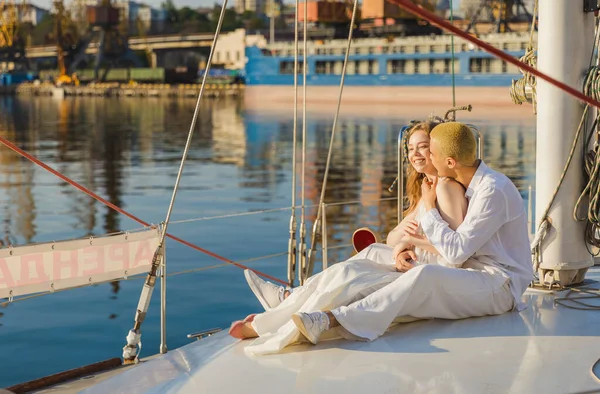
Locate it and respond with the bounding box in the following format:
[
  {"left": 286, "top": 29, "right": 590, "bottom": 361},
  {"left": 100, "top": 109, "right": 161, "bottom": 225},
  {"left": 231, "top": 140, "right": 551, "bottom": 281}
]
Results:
[{"left": 229, "top": 320, "right": 259, "bottom": 339}]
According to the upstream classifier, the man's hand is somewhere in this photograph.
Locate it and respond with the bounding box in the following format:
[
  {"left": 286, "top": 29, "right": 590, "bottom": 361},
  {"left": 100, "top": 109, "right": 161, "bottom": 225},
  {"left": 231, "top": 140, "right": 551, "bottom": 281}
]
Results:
[
  {"left": 394, "top": 249, "right": 417, "bottom": 272},
  {"left": 421, "top": 177, "right": 438, "bottom": 211}
]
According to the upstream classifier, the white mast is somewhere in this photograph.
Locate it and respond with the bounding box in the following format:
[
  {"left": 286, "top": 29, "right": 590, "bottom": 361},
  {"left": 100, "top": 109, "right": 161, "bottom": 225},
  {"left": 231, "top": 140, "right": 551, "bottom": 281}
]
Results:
[{"left": 535, "top": 0, "right": 595, "bottom": 285}]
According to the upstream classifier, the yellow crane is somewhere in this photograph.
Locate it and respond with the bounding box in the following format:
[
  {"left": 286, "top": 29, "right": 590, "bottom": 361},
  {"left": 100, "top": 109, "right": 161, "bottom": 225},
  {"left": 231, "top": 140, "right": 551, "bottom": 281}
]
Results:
[
  {"left": 0, "top": 0, "right": 30, "bottom": 70},
  {"left": 0, "top": 0, "right": 18, "bottom": 49},
  {"left": 52, "top": 0, "right": 84, "bottom": 85}
]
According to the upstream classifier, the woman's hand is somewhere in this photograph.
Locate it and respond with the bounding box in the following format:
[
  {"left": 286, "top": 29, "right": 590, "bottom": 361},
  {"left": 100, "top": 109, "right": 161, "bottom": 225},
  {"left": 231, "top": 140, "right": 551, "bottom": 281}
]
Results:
[
  {"left": 395, "top": 219, "right": 419, "bottom": 237},
  {"left": 421, "top": 176, "right": 438, "bottom": 211},
  {"left": 386, "top": 218, "right": 419, "bottom": 247}
]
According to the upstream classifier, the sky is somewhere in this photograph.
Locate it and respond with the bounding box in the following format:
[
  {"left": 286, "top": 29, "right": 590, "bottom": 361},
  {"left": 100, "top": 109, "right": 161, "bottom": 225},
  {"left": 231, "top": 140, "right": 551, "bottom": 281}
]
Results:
[{"left": 31, "top": 0, "right": 463, "bottom": 12}]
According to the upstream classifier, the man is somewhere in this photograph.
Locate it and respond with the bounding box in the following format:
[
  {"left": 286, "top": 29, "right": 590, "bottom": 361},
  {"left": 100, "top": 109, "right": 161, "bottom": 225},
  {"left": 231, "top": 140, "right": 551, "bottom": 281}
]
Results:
[{"left": 287, "top": 122, "right": 534, "bottom": 344}]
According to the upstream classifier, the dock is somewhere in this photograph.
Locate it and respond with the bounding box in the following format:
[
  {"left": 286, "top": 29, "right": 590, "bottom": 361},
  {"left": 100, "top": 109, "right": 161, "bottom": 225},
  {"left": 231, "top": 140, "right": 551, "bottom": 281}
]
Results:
[{"left": 1, "top": 82, "right": 244, "bottom": 98}]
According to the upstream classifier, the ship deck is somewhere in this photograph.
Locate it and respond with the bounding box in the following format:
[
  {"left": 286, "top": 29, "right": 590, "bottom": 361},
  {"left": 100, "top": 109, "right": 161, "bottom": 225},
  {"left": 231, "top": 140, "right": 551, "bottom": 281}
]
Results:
[{"left": 31, "top": 266, "right": 600, "bottom": 394}]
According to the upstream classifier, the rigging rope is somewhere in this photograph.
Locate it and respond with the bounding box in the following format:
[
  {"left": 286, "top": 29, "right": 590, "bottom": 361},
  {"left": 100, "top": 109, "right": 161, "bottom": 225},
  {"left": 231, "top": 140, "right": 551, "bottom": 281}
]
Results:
[
  {"left": 554, "top": 287, "right": 600, "bottom": 311},
  {"left": 530, "top": 105, "right": 589, "bottom": 273},
  {"left": 0, "top": 242, "right": 357, "bottom": 307},
  {"left": 532, "top": 18, "right": 600, "bottom": 273},
  {"left": 509, "top": 0, "right": 538, "bottom": 113},
  {"left": 303, "top": 0, "right": 360, "bottom": 283},
  {"left": 298, "top": 0, "right": 308, "bottom": 286},
  {"left": 0, "top": 251, "right": 290, "bottom": 307},
  {"left": 285, "top": 0, "right": 300, "bottom": 288},
  {"left": 388, "top": 0, "right": 600, "bottom": 110},
  {"left": 0, "top": 81, "right": 286, "bottom": 288},
  {"left": 169, "top": 196, "right": 399, "bottom": 225},
  {"left": 574, "top": 67, "right": 600, "bottom": 252}
]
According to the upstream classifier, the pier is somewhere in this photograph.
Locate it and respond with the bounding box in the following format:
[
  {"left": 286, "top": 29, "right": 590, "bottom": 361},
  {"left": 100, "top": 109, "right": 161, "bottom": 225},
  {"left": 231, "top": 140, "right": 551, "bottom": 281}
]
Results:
[{"left": 2, "top": 82, "right": 244, "bottom": 99}]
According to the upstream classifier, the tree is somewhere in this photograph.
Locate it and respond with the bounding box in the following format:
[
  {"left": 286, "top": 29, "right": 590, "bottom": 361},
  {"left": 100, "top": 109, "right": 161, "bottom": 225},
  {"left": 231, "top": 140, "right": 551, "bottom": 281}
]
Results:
[
  {"left": 29, "top": 13, "right": 56, "bottom": 45},
  {"left": 211, "top": 5, "right": 240, "bottom": 31},
  {"left": 161, "top": 0, "right": 180, "bottom": 25}
]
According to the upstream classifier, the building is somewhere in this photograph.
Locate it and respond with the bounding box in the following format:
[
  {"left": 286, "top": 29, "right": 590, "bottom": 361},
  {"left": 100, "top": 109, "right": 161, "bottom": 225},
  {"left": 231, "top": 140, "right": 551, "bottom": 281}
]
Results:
[
  {"left": 68, "top": 0, "right": 166, "bottom": 35},
  {"left": 460, "top": 0, "right": 489, "bottom": 20},
  {"left": 235, "top": 0, "right": 267, "bottom": 15},
  {"left": 460, "top": 0, "right": 536, "bottom": 21},
  {"left": 2, "top": 3, "right": 49, "bottom": 26}
]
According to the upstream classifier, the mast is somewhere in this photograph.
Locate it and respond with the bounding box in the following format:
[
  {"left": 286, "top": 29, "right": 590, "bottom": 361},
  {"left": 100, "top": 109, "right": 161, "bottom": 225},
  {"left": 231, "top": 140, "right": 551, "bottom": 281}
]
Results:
[{"left": 535, "top": 0, "right": 595, "bottom": 284}]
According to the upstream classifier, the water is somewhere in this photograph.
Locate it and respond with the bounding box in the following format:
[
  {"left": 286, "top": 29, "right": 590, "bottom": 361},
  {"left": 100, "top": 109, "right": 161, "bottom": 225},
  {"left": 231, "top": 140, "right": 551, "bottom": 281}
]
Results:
[{"left": 0, "top": 95, "right": 535, "bottom": 387}]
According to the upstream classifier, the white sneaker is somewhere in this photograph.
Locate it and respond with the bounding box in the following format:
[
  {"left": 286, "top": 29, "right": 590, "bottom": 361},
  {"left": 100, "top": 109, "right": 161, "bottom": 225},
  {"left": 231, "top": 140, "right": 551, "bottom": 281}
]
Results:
[
  {"left": 244, "top": 269, "right": 286, "bottom": 311},
  {"left": 291, "top": 311, "right": 330, "bottom": 344}
]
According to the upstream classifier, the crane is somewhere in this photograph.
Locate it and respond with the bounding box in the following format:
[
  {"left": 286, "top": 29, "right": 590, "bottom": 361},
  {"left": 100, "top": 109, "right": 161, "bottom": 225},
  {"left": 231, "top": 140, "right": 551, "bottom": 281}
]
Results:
[{"left": 0, "top": 0, "right": 29, "bottom": 70}]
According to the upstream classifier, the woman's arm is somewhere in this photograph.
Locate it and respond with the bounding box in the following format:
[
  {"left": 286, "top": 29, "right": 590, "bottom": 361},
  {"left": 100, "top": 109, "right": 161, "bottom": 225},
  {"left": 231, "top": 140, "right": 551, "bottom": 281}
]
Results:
[
  {"left": 386, "top": 211, "right": 418, "bottom": 247},
  {"left": 435, "top": 180, "right": 468, "bottom": 231}
]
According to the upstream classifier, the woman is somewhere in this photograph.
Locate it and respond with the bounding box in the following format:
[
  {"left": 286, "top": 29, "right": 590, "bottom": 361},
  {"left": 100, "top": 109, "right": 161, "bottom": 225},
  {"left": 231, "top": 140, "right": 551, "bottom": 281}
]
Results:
[{"left": 230, "top": 120, "right": 469, "bottom": 355}]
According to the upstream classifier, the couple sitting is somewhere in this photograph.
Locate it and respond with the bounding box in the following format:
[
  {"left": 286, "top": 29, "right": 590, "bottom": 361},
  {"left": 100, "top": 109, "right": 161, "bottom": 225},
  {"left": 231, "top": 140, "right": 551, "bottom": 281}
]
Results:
[{"left": 229, "top": 120, "right": 533, "bottom": 356}]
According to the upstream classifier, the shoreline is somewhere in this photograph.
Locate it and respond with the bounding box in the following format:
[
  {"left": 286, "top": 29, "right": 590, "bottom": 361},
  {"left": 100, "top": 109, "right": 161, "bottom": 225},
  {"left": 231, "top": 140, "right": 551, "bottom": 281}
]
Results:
[{"left": 244, "top": 86, "right": 536, "bottom": 121}]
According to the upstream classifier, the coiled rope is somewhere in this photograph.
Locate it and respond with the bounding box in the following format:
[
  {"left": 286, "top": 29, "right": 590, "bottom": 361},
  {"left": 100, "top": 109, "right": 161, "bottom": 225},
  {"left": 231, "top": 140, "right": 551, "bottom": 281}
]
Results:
[
  {"left": 509, "top": 0, "right": 538, "bottom": 113},
  {"left": 574, "top": 65, "right": 600, "bottom": 252}
]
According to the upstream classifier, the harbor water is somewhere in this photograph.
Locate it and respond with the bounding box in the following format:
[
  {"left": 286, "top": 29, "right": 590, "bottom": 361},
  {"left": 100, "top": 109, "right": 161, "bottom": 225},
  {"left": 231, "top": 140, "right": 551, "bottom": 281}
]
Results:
[{"left": 0, "top": 93, "right": 535, "bottom": 387}]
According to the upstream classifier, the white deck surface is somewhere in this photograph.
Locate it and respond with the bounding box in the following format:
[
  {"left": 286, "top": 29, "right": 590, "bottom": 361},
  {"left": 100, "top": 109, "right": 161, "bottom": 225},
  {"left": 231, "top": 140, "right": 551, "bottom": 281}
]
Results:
[{"left": 39, "top": 267, "right": 600, "bottom": 394}]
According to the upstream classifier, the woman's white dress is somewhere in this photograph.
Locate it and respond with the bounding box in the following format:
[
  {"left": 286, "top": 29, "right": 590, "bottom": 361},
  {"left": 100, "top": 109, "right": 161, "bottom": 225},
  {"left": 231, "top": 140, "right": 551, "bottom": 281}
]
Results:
[{"left": 245, "top": 203, "right": 448, "bottom": 356}]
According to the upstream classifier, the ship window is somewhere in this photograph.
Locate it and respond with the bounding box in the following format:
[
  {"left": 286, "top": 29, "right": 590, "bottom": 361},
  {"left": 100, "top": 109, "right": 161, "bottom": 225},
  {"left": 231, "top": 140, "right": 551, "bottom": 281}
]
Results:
[
  {"left": 469, "top": 58, "right": 492, "bottom": 73},
  {"left": 429, "top": 59, "right": 435, "bottom": 73},
  {"left": 316, "top": 61, "right": 327, "bottom": 74},
  {"left": 502, "top": 61, "right": 508, "bottom": 73},
  {"left": 280, "top": 61, "right": 304, "bottom": 74},
  {"left": 388, "top": 59, "right": 406, "bottom": 74},
  {"left": 483, "top": 58, "right": 491, "bottom": 73},
  {"left": 381, "top": 46, "right": 389, "bottom": 54},
  {"left": 368, "top": 60, "right": 378, "bottom": 74},
  {"left": 444, "top": 59, "right": 450, "bottom": 73},
  {"left": 469, "top": 58, "right": 482, "bottom": 72}
]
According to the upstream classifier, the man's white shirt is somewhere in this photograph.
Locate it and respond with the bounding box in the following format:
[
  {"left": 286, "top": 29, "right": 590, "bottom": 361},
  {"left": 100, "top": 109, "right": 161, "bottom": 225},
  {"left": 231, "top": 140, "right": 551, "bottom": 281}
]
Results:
[{"left": 420, "top": 161, "right": 533, "bottom": 310}]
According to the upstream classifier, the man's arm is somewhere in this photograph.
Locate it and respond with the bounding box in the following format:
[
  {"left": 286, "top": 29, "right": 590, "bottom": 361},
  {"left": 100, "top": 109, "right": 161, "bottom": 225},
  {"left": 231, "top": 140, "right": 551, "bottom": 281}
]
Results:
[
  {"left": 420, "top": 186, "right": 508, "bottom": 267},
  {"left": 404, "top": 234, "right": 440, "bottom": 255}
]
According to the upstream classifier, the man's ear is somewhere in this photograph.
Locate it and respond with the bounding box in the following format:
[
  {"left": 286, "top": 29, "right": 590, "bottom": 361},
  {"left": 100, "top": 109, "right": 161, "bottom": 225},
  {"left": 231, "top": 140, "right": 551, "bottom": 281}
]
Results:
[{"left": 446, "top": 157, "right": 457, "bottom": 169}]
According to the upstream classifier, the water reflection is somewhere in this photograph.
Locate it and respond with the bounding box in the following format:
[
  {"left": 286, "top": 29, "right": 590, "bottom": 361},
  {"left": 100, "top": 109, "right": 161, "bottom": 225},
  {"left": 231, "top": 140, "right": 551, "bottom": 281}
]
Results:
[
  {"left": 0, "top": 95, "right": 535, "bottom": 386},
  {"left": 0, "top": 95, "right": 536, "bottom": 267}
]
